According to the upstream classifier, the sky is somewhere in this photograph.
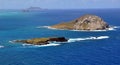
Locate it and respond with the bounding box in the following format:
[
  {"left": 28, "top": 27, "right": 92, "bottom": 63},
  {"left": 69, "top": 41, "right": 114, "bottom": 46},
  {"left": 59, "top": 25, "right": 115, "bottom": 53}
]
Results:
[{"left": 0, "top": 0, "right": 120, "bottom": 9}]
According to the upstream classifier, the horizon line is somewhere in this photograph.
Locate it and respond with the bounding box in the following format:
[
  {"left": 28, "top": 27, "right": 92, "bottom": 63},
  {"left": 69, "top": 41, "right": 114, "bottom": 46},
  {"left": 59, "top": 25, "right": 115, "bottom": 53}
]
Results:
[{"left": 0, "top": 8, "right": 120, "bottom": 10}]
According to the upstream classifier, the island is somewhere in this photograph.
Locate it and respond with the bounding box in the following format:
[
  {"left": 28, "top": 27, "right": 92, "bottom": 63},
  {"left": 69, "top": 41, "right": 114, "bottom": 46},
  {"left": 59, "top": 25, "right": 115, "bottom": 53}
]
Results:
[
  {"left": 10, "top": 15, "right": 110, "bottom": 45},
  {"left": 11, "top": 37, "right": 68, "bottom": 45},
  {"left": 22, "top": 7, "right": 46, "bottom": 12},
  {"left": 50, "top": 14, "right": 110, "bottom": 30}
]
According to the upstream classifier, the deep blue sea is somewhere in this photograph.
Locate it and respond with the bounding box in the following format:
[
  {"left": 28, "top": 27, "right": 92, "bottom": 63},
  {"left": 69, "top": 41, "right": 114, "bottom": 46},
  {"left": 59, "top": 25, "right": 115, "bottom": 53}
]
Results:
[{"left": 0, "top": 9, "right": 120, "bottom": 65}]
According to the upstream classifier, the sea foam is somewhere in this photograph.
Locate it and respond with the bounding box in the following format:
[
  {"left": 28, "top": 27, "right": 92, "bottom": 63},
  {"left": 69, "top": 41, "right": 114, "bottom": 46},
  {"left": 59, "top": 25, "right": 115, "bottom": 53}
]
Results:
[
  {"left": 71, "top": 26, "right": 119, "bottom": 32},
  {"left": 68, "top": 36, "right": 109, "bottom": 43},
  {"left": 22, "top": 42, "right": 60, "bottom": 48},
  {"left": 36, "top": 26, "right": 65, "bottom": 30},
  {"left": 10, "top": 36, "right": 109, "bottom": 48},
  {"left": 22, "top": 36, "right": 109, "bottom": 47},
  {"left": 0, "top": 45, "right": 4, "bottom": 48},
  {"left": 37, "top": 26, "right": 119, "bottom": 32},
  {"left": 34, "top": 43, "right": 60, "bottom": 47}
]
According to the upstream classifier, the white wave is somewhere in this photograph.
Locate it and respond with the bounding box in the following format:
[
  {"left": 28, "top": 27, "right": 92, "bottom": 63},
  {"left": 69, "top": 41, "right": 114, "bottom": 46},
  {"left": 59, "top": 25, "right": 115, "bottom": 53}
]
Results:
[
  {"left": 22, "top": 42, "right": 60, "bottom": 48},
  {"left": 22, "top": 44, "right": 33, "bottom": 46},
  {"left": 36, "top": 26, "right": 49, "bottom": 28},
  {"left": 9, "top": 40, "right": 15, "bottom": 43},
  {"left": 36, "top": 26, "right": 65, "bottom": 30},
  {"left": 68, "top": 36, "right": 109, "bottom": 43},
  {"left": 106, "top": 26, "right": 119, "bottom": 31},
  {"left": 72, "top": 26, "right": 118, "bottom": 32},
  {"left": 113, "top": 26, "right": 120, "bottom": 28},
  {"left": 36, "top": 26, "right": 53, "bottom": 29},
  {"left": 37, "top": 26, "right": 119, "bottom": 32},
  {"left": 0, "top": 45, "right": 4, "bottom": 48},
  {"left": 71, "top": 29, "right": 109, "bottom": 32},
  {"left": 21, "top": 36, "right": 109, "bottom": 46},
  {"left": 47, "top": 26, "right": 58, "bottom": 30},
  {"left": 34, "top": 43, "right": 60, "bottom": 47},
  {"left": 95, "top": 36, "right": 109, "bottom": 39},
  {"left": 10, "top": 36, "right": 109, "bottom": 48}
]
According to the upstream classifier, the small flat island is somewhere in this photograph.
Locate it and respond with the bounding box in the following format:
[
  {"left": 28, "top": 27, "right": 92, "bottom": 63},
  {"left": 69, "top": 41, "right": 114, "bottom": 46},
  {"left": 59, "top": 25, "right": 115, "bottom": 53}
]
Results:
[
  {"left": 11, "top": 37, "right": 68, "bottom": 45},
  {"left": 50, "top": 14, "right": 110, "bottom": 30}
]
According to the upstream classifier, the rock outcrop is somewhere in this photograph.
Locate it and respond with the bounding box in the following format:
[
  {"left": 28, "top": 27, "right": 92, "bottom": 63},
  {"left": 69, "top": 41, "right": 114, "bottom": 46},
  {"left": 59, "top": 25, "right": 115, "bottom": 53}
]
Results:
[
  {"left": 51, "top": 14, "right": 110, "bottom": 30},
  {"left": 12, "top": 37, "right": 68, "bottom": 45}
]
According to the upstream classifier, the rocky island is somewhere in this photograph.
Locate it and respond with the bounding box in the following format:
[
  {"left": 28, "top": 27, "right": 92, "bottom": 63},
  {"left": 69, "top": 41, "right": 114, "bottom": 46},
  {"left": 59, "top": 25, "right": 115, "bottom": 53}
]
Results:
[
  {"left": 22, "top": 7, "right": 46, "bottom": 12},
  {"left": 11, "top": 37, "right": 68, "bottom": 45},
  {"left": 10, "top": 15, "right": 110, "bottom": 45},
  {"left": 50, "top": 14, "right": 110, "bottom": 30}
]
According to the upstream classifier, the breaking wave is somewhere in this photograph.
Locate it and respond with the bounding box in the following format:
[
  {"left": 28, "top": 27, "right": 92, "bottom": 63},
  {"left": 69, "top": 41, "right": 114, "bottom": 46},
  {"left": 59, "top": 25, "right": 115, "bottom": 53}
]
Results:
[
  {"left": 22, "top": 36, "right": 109, "bottom": 48},
  {"left": 22, "top": 42, "right": 61, "bottom": 48},
  {"left": 10, "top": 36, "right": 109, "bottom": 48},
  {"left": 34, "top": 43, "right": 60, "bottom": 47},
  {"left": 71, "top": 26, "right": 119, "bottom": 32},
  {"left": 36, "top": 26, "right": 64, "bottom": 30},
  {"left": 68, "top": 36, "right": 109, "bottom": 43},
  {"left": 0, "top": 45, "right": 4, "bottom": 48},
  {"left": 37, "top": 26, "right": 120, "bottom": 32}
]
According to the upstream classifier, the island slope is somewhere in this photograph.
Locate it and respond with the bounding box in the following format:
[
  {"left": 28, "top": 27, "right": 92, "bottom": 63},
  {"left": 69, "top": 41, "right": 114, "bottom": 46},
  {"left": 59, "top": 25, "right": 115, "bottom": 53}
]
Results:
[{"left": 51, "top": 14, "right": 110, "bottom": 30}]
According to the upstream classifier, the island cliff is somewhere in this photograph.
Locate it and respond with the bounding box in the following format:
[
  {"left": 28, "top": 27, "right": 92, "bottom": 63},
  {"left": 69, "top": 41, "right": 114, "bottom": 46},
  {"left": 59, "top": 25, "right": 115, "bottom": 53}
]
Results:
[
  {"left": 51, "top": 14, "right": 110, "bottom": 30},
  {"left": 11, "top": 37, "right": 68, "bottom": 45}
]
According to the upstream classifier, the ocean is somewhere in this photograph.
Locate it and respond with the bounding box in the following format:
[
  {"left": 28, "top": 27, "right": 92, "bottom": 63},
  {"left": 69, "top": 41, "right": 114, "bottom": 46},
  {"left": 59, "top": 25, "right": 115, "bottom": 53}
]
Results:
[{"left": 0, "top": 9, "right": 120, "bottom": 65}]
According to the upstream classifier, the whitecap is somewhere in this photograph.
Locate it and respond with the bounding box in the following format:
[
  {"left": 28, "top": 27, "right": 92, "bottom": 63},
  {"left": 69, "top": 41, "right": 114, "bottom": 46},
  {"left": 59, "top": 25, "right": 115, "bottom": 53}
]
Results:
[
  {"left": 36, "top": 26, "right": 49, "bottom": 28},
  {"left": 94, "top": 36, "right": 109, "bottom": 39},
  {"left": 68, "top": 36, "right": 109, "bottom": 43},
  {"left": 0, "top": 45, "right": 4, "bottom": 48},
  {"left": 105, "top": 26, "right": 119, "bottom": 31},
  {"left": 22, "top": 42, "right": 60, "bottom": 48},
  {"left": 36, "top": 26, "right": 54, "bottom": 29},
  {"left": 34, "top": 43, "right": 60, "bottom": 47},
  {"left": 9, "top": 40, "right": 15, "bottom": 43},
  {"left": 71, "top": 26, "right": 119, "bottom": 32},
  {"left": 68, "top": 38, "right": 88, "bottom": 42},
  {"left": 22, "top": 44, "right": 33, "bottom": 46}
]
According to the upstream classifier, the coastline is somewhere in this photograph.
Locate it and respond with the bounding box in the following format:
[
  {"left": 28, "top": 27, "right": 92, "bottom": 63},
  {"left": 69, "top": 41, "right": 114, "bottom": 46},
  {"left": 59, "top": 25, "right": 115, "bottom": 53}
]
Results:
[
  {"left": 37, "top": 26, "right": 119, "bottom": 32},
  {"left": 9, "top": 36, "right": 109, "bottom": 48}
]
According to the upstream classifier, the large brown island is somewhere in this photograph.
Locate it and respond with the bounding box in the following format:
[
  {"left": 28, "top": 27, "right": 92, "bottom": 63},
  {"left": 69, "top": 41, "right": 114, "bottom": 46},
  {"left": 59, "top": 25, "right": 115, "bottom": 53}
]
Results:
[{"left": 50, "top": 14, "right": 110, "bottom": 30}]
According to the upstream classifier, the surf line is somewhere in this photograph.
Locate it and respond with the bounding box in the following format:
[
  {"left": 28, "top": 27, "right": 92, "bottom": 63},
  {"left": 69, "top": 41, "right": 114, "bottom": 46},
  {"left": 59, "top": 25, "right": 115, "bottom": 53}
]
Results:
[
  {"left": 68, "top": 36, "right": 109, "bottom": 43},
  {"left": 37, "top": 26, "right": 120, "bottom": 32},
  {"left": 9, "top": 36, "right": 109, "bottom": 48},
  {"left": 23, "top": 36, "right": 109, "bottom": 47}
]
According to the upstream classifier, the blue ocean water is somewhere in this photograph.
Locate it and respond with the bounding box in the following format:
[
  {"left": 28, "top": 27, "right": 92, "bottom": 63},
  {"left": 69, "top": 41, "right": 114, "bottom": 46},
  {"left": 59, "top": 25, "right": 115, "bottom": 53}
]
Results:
[{"left": 0, "top": 9, "right": 120, "bottom": 65}]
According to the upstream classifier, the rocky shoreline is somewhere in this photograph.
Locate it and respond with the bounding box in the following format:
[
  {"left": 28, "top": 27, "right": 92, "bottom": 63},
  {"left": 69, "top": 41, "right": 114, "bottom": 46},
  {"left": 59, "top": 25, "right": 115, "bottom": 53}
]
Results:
[
  {"left": 10, "top": 14, "right": 112, "bottom": 45},
  {"left": 11, "top": 37, "right": 68, "bottom": 45},
  {"left": 50, "top": 14, "right": 110, "bottom": 30}
]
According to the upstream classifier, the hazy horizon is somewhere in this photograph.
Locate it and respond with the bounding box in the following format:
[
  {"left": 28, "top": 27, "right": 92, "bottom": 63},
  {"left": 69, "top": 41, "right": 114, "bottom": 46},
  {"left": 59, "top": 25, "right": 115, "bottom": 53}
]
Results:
[{"left": 0, "top": 0, "right": 120, "bottom": 9}]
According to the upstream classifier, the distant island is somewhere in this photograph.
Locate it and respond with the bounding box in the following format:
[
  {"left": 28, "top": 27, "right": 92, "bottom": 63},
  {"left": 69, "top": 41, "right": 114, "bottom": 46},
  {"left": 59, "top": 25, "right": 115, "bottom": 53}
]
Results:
[
  {"left": 22, "top": 7, "right": 46, "bottom": 12},
  {"left": 50, "top": 14, "right": 110, "bottom": 30}
]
